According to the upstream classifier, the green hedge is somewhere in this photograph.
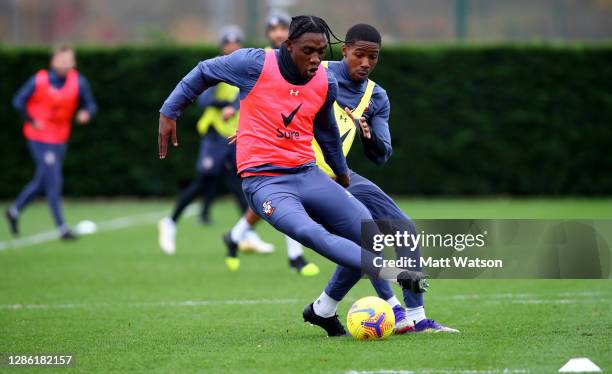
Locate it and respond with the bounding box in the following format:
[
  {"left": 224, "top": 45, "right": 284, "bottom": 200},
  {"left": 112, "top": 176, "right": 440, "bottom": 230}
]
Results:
[{"left": 0, "top": 44, "right": 610, "bottom": 197}]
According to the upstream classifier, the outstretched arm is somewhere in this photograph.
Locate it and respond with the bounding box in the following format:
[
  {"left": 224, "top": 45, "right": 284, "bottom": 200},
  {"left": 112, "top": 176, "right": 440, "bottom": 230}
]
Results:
[{"left": 158, "top": 48, "right": 264, "bottom": 159}]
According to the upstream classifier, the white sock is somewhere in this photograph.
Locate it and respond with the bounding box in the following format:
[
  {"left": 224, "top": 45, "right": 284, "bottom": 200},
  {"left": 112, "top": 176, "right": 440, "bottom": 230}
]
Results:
[
  {"left": 230, "top": 217, "right": 251, "bottom": 243},
  {"left": 313, "top": 292, "right": 338, "bottom": 318},
  {"left": 285, "top": 235, "right": 303, "bottom": 260},
  {"left": 386, "top": 296, "right": 401, "bottom": 309},
  {"left": 406, "top": 306, "right": 426, "bottom": 324}
]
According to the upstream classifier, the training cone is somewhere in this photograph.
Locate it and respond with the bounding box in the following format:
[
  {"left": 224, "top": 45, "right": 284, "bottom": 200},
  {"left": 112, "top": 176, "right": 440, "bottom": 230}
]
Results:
[{"left": 559, "top": 358, "right": 602, "bottom": 373}]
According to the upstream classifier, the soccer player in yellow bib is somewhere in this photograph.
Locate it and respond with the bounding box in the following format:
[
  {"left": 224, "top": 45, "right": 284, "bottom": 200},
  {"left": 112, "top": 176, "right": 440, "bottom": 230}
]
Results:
[
  {"left": 303, "top": 24, "right": 458, "bottom": 336},
  {"left": 158, "top": 25, "right": 272, "bottom": 255},
  {"left": 225, "top": 23, "right": 458, "bottom": 335}
]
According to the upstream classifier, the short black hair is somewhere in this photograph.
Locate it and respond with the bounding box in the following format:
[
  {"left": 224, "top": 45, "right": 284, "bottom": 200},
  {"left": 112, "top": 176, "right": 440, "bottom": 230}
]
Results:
[
  {"left": 288, "top": 15, "right": 343, "bottom": 55},
  {"left": 345, "top": 23, "right": 381, "bottom": 46}
]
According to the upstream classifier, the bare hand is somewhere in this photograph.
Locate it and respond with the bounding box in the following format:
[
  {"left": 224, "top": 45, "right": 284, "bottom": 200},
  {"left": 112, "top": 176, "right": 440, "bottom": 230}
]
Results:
[
  {"left": 227, "top": 134, "right": 237, "bottom": 145},
  {"left": 335, "top": 173, "right": 350, "bottom": 188},
  {"left": 158, "top": 113, "right": 178, "bottom": 159},
  {"left": 76, "top": 110, "right": 91, "bottom": 125},
  {"left": 344, "top": 107, "right": 371, "bottom": 139},
  {"left": 222, "top": 106, "right": 236, "bottom": 121}
]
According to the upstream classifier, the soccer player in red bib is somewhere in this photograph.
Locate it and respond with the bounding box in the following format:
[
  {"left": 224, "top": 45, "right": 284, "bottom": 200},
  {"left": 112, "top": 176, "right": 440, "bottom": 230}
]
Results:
[
  {"left": 225, "top": 10, "right": 321, "bottom": 276},
  {"left": 6, "top": 45, "right": 97, "bottom": 240},
  {"left": 158, "top": 15, "right": 425, "bottom": 308}
]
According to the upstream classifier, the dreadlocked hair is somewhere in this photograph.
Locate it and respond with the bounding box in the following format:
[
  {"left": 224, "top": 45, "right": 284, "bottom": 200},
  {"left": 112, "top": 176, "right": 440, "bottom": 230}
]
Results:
[{"left": 288, "top": 15, "right": 344, "bottom": 56}]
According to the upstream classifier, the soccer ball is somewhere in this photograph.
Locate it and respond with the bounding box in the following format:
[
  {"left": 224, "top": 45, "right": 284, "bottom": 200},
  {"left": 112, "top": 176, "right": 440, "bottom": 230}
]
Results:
[{"left": 347, "top": 296, "right": 395, "bottom": 340}]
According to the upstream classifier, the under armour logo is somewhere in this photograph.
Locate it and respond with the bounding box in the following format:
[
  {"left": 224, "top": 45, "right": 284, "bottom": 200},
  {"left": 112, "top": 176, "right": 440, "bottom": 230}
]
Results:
[{"left": 289, "top": 89, "right": 300, "bottom": 96}]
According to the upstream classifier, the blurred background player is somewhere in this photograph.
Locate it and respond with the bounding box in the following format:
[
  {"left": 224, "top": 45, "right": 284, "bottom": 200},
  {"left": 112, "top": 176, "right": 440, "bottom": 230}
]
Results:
[
  {"left": 265, "top": 10, "right": 291, "bottom": 49},
  {"left": 158, "top": 25, "right": 273, "bottom": 255},
  {"left": 302, "top": 24, "right": 457, "bottom": 335},
  {"left": 221, "top": 11, "right": 320, "bottom": 276},
  {"left": 5, "top": 45, "right": 97, "bottom": 240}
]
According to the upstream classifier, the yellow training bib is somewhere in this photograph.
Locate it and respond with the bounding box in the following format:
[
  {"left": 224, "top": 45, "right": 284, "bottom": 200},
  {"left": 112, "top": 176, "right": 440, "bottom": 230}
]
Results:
[
  {"left": 196, "top": 82, "right": 240, "bottom": 138},
  {"left": 312, "top": 61, "right": 375, "bottom": 177}
]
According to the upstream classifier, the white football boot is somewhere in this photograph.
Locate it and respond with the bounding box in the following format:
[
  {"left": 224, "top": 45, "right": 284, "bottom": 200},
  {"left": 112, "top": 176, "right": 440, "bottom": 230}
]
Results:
[{"left": 238, "top": 230, "right": 275, "bottom": 254}]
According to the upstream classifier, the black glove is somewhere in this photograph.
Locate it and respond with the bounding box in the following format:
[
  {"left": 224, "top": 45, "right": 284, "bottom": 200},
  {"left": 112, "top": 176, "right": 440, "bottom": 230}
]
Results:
[{"left": 396, "top": 270, "right": 429, "bottom": 293}]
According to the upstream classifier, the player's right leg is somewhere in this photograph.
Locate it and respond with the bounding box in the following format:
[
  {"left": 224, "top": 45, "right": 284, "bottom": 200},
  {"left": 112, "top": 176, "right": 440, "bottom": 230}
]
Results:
[
  {"left": 6, "top": 141, "right": 47, "bottom": 236},
  {"left": 241, "top": 169, "right": 389, "bottom": 277},
  {"left": 241, "top": 171, "right": 367, "bottom": 336},
  {"left": 221, "top": 148, "right": 276, "bottom": 257},
  {"left": 242, "top": 167, "right": 427, "bottom": 336}
]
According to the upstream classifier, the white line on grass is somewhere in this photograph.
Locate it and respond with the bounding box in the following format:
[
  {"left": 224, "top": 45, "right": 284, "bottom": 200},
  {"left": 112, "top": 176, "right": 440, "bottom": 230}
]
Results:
[
  {"left": 346, "top": 369, "right": 529, "bottom": 374},
  {"left": 0, "top": 206, "right": 197, "bottom": 251},
  {"left": 507, "top": 299, "right": 606, "bottom": 305},
  {"left": 449, "top": 291, "right": 609, "bottom": 305},
  {"left": 450, "top": 291, "right": 605, "bottom": 300},
  {"left": 0, "top": 298, "right": 302, "bottom": 311},
  {"left": 2, "top": 291, "right": 607, "bottom": 311}
]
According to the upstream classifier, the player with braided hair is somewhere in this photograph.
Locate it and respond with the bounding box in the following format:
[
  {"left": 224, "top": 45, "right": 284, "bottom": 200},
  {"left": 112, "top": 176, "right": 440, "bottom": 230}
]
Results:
[
  {"left": 158, "top": 15, "right": 426, "bottom": 315},
  {"left": 225, "top": 12, "right": 322, "bottom": 276}
]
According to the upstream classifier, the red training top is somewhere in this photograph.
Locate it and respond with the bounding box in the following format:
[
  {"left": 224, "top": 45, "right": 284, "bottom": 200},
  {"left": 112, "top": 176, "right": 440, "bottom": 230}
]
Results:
[
  {"left": 23, "top": 69, "right": 80, "bottom": 144},
  {"left": 236, "top": 50, "right": 328, "bottom": 177}
]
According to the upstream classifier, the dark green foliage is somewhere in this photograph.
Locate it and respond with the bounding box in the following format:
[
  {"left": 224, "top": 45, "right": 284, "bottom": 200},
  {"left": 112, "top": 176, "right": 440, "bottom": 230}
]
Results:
[{"left": 0, "top": 44, "right": 610, "bottom": 197}]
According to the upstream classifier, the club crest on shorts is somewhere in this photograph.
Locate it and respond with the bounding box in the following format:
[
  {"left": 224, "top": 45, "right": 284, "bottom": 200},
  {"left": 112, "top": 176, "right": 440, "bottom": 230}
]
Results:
[
  {"left": 44, "top": 151, "right": 57, "bottom": 165},
  {"left": 262, "top": 200, "right": 274, "bottom": 217}
]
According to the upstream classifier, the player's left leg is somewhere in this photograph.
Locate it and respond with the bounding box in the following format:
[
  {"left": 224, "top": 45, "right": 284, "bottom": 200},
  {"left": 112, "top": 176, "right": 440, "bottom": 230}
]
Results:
[
  {"left": 321, "top": 172, "right": 458, "bottom": 333},
  {"left": 41, "top": 142, "right": 74, "bottom": 240}
]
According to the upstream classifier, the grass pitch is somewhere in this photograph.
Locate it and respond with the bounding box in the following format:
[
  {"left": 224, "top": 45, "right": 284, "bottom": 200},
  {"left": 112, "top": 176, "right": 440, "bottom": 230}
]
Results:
[{"left": 1, "top": 198, "right": 611, "bottom": 373}]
